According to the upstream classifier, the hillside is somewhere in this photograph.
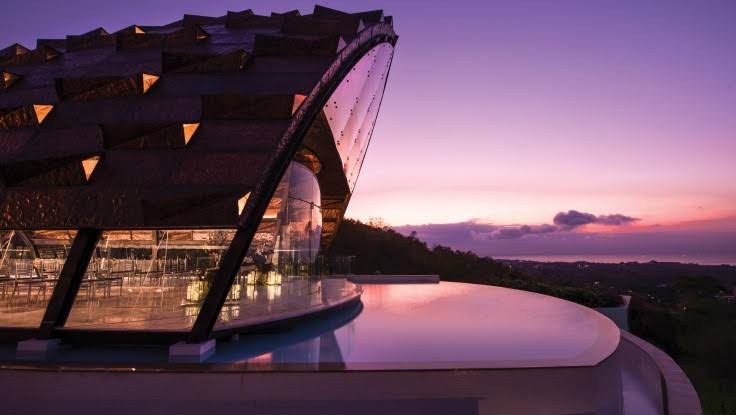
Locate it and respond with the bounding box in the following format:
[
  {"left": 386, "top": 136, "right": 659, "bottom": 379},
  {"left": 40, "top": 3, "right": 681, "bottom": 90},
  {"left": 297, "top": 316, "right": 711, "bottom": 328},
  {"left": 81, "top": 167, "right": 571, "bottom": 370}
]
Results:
[
  {"left": 329, "top": 219, "right": 622, "bottom": 307},
  {"left": 329, "top": 219, "right": 517, "bottom": 281},
  {"left": 500, "top": 259, "right": 736, "bottom": 305}
]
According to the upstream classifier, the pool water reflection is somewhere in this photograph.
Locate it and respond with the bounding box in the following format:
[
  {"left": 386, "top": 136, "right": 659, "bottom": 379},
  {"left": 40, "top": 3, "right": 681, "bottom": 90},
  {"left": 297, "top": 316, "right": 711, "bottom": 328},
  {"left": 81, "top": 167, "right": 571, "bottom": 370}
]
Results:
[
  {"left": 2, "top": 282, "right": 619, "bottom": 370},
  {"left": 212, "top": 282, "right": 620, "bottom": 370}
]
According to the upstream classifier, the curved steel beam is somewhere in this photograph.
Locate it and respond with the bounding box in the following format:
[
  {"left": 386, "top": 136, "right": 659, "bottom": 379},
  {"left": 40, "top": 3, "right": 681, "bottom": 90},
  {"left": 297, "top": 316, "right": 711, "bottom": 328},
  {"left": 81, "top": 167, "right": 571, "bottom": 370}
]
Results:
[{"left": 188, "top": 23, "right": 397, "bottom": 343}]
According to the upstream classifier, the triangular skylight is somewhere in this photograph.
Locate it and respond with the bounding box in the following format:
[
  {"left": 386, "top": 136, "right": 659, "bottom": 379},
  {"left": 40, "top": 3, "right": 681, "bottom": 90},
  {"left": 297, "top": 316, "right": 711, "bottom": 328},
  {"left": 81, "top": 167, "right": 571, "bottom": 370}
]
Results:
[
  {"left": 81, "top": 155, "right": 101, "bottom": 182},
  {"left": 141, "top": 73, "right": 159, "bottom": 93},
  {"left": 182, "top": 123, "right": 200, "bottom": 145},
  {"left": 32, "top": 104, "right": 53, "bottom": 124}
]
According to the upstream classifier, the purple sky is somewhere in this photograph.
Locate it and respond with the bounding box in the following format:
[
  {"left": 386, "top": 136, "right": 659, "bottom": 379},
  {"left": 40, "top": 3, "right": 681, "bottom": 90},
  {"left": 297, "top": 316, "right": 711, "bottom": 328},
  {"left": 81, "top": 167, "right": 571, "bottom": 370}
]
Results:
[{"left": 2, "top": 1, "right": 735, "bottom": 257}]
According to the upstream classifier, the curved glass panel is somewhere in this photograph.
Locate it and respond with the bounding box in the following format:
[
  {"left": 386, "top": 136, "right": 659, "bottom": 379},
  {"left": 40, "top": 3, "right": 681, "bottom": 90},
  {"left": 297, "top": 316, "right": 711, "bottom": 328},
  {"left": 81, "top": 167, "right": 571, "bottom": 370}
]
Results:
[
  {"left": 213, "top": 44, "right": 398, "bottom": 330},
  {"left": 65, "top": 230, "right": 233, "bottom": 330},
  {"left": 323, "top": 43, "right": 394, "bottom": 189},
  {"left": 217, "top": 161, "right": 326, "bottom": 328},
  {"left": 243, "top": 162, "right": 322, "bottom": 278},
  {"left": 0, "top": 230, "right": 76, "bottom": 327},
  {"left": 62, "top": 162, "right": 324, "bottom": 331}
]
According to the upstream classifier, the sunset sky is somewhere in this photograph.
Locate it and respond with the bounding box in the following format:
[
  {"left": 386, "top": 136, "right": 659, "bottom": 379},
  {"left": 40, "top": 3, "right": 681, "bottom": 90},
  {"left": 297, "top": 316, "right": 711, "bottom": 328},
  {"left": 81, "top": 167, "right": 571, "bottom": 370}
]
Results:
[{"left": 2, "top": 0, "right": 734, "bottom": 258}]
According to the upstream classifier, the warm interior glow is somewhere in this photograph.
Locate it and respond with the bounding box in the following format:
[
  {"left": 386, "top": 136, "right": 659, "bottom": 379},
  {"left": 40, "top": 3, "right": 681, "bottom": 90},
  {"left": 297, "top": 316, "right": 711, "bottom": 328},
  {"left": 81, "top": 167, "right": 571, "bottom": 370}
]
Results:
[
  {"left": 3, "top": 71, "right": 19, "bottom": 87},
  {"left": 81, "top": 156, "right": 100, "bottom": 181},
  {"left": 32, "top": 104, "right": 53, "bottom": 124},
  {"left": 195, "top": 28, "right": 209, "bottom": 41},
  {"left": 292, "top": 94, "right": 306, "bottom": 115},
  {"left": 134, "top": 26, "right": 145, "bottom": 34},
  {"left": 14, "top": 44, "right": 31, "bottom": 56},
  {"left": 238, "top": 192, "right": 251, "bottom": 215},
  {"left": 182, "top": 123, "right": 200, "bottom": 145},
  {"left": 44, "top": 47, "right": 59, "bottom": 61},
  {"left": 141, "top": 73, "right": 159, "bottom": 93}
]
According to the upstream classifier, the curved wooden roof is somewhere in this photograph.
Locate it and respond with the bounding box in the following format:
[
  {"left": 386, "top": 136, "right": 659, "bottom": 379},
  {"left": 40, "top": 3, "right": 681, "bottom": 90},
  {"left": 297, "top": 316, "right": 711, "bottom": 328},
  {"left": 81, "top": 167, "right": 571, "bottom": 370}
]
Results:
[{"left": 0, "top": 5, "right": 397, "bottom": 244}]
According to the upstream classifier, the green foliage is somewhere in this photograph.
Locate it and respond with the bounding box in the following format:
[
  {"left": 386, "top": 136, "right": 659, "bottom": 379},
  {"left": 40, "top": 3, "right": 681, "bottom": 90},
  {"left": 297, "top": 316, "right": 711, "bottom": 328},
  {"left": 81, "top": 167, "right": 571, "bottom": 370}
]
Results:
[
  {"left": 330, "top": 219, "right": 621, "bottom": 307},
  {"left": 681, "top": 360, "right": 736, "bottom": 415},
  {"left": 629, "top": 296, "right": 682, "bottom": 357},
  {"left": 675, "top": 275, "right": 727, "bottom": 304},
  {"left": 491, "top": 277, "right": 623, "bottom": 308},
  {"left": 330, "top": 219, "right": 519, "bottom": 281},
  {"left": 629, "top": 276, "right": 736, "bottom": 414}
]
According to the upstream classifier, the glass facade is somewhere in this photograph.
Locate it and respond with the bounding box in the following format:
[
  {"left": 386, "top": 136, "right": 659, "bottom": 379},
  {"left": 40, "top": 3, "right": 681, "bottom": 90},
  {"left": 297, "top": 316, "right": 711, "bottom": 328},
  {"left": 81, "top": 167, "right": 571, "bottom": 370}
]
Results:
[
  {"left": 0, "top": 42, "right": 391, "bottom": 334},
  {"left": 65, "top": 229, "right": 233, "bottom": 330},
  {"left": 217, "top": 161, "right": 324, "bottom": 327},
  {"left": 324, "top": 43, "right": 394, "bottom": 189},
  {"left": 59, "top": 161, "right": 324, "bottom": 331},
  {"left": 0, "top": 230, "right": 76, "bottom": 327}
]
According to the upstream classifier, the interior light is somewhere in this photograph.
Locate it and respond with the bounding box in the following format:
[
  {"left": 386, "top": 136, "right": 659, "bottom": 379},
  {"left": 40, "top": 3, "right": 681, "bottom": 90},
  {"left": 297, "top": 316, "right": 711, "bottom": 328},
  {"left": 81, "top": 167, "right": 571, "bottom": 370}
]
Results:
[
  {"left": 3, "top": 71, "right": 20, "bottom": 88},
  {"left": 32, "top": 104, "right": 54, "bottom": 124},
  {"left": 81, "top": 155, "right": 101, "bottom": 181},
  {"left": 238, "top": 192, "right": 251, "bottom": 215},
  {"left": 141, "top": 73, "right": 159, "bottom": 93},
  {"left": 182, "top": 123, "right": 200, "bottom": 145},
  {"left": 292, "top": 94, "right": 306, "bottom": 115}
]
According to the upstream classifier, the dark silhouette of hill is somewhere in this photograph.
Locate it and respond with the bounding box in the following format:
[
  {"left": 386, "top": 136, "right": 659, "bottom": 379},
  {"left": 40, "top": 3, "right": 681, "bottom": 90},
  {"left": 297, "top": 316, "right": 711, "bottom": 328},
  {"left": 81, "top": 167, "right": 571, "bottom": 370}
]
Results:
[
  {"left": 498, "top": 259, "right": 736, "bottom": 305},
  {"left": 329, "top": 219, "right": 621, "bottom": 307},
  {"left": 329, "top": 219, "right": 517, "bottom": 281}
]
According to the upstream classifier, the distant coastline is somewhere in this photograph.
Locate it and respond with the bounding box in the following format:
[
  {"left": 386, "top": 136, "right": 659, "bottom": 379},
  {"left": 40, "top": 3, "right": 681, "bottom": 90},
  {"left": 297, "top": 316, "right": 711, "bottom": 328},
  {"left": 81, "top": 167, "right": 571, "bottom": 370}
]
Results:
[{"left": 493, "top": 253, "right": 736, "bottom": 266}]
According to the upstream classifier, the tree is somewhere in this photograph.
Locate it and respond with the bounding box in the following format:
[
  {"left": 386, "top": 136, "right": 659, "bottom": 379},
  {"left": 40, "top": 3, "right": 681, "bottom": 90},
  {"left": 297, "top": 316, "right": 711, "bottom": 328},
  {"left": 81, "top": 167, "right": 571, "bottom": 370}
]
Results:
[{"left": 367, "top": 217, "right": 387, "bottom": 229}]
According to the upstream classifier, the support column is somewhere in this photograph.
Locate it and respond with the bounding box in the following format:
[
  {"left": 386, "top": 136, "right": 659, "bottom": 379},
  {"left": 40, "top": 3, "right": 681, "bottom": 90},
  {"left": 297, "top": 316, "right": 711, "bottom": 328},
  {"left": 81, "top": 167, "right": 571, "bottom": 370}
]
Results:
[
  {"left": 38, "top": 228, "right": 101, "bottom": 339},
  {"left": 187, "top": 227, "right": 253, "bottom": 343}
]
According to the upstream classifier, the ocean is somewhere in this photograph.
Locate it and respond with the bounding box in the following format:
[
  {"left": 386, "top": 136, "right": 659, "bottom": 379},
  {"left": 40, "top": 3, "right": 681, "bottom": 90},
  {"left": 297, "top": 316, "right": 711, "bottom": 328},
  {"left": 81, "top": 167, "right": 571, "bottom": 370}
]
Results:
[{"left": 494, "top": 253, "right": 736, "bottom": 266}]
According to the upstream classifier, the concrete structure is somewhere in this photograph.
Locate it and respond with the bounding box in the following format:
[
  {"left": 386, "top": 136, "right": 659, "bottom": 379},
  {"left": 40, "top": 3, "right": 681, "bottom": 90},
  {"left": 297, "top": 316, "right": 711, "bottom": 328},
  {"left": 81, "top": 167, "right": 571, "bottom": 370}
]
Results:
[{"left": 348, "top": 274, "right": 440, "bottom": 283}]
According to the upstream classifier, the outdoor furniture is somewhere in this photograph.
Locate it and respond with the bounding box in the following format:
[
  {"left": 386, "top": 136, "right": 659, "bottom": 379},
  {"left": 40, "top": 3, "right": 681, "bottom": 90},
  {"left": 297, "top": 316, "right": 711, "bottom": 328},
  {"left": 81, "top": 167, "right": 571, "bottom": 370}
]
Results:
[
  {"left": 79, "top": 272, "right": 125, "bottom": 300},
  {"left": 5, "top": 276, "right": 56, "bottom": 306}
]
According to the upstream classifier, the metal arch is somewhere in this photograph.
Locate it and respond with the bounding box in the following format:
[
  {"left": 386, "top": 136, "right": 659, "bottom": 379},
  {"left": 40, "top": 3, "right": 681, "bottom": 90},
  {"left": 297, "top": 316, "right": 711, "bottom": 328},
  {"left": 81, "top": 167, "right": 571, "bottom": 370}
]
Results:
[{"left": 187, "top": 24, "right": 398, "bottom": 343}]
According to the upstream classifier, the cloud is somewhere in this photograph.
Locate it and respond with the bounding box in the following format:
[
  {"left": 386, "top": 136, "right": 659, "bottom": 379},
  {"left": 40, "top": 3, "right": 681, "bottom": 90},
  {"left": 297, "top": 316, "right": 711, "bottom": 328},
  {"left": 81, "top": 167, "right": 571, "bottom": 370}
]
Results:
[
  {"left": 396, "top": 210, "right": 639, "bottom": 243},
  {"left": 472, "top": 224, "right": 558, "bottom": 240},
  {"left": 553, "top": 210, "right": 638, "bottom": 229},
  {"left": 596, "top": 213, "right": 640, "bottom": 226},
  {"left": 473, "top": 210, "right": 637, "bottom": 240},
  {"left": 552, "top": 210, "right": 597, "bottom": 228},
  {"left": 391, "top": 215, "right": 736, "bottom": 259}
]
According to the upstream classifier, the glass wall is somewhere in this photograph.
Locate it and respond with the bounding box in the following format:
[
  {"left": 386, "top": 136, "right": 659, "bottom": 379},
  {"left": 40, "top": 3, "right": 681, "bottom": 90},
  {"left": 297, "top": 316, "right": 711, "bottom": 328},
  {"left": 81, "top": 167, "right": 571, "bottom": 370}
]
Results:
[
  {"left": 242, "top": 162, "right": 322, "bottom": 279},
  {"left": 0, "top": 230, "right": 76, "bottom": 327},
  {"left": 41, "top": 46, "right": 396, "bottom": 333},
  {"left": 63, "top": 161, "right": 323, "bottom": 331},
  {"left": 65, "top": 229, "right": 233, "bottom": 330},
  {"left": 218, "top": 161, "right": 324, "bottom": 327},
  {"left": 323, "top": 43, "right": 394, "bottom": 189}
]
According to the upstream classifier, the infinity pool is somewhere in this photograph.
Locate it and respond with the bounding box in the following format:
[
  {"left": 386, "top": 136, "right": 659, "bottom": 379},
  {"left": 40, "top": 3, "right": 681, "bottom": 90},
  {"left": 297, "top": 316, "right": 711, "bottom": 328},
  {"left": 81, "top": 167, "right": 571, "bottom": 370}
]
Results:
[{"left": 0, "top": 281, "right": 620, "bottom": 370}]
